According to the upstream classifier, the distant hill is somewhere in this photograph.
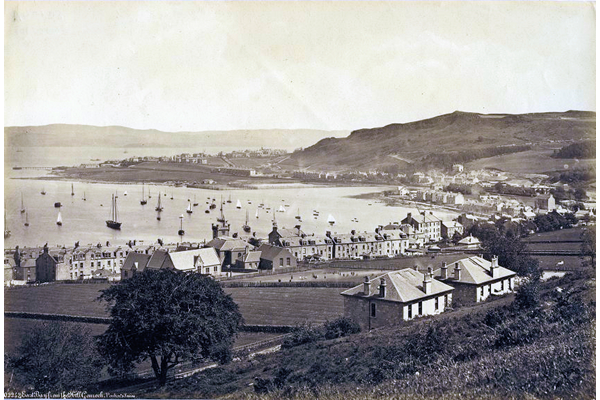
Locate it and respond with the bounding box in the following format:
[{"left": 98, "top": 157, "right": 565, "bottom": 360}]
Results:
[
  {"left": 284, "top": 110, "right": 596, "bottom": 171},
  {"left": 4, "top": 125, "right": 349, "bottom": 153}
]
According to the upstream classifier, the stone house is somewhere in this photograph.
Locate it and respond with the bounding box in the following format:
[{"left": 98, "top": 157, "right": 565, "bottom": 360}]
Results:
[
  {"left": 257, "top": 244, "right": 297, "bottom": 270},
  {"left": 432, "top": 256, "right": 516, "bottom": 305},
  {"left": 341, "top": 268, "right": 454, "bottom": 331}
]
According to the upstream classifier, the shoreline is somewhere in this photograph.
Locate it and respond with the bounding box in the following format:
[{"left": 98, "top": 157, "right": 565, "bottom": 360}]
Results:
[{"left": 10, "top": 174, "right": 394, "bottom": 192}]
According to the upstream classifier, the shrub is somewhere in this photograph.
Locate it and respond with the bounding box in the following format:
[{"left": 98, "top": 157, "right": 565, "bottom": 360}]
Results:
[
  {"left": 282, "top": 324, "right": 324, "bottom": 348},
  {"left": 324, "top": 317, "right": 361, "bottom": 340},
  {"left": 514, "top": 280, "right": 540, "bottom": 310}
]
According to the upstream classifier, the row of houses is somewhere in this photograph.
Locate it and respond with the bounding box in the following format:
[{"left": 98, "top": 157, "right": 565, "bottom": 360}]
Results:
[{"left": 342, "top": 256, "right": 516, "bottom": 331}]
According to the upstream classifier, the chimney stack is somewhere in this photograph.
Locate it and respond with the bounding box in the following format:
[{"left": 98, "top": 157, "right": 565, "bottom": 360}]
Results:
[
  {"left": 440, "top": 262, "right": 448, "bottom": 279},
  {"left": 363, "top": 276, "right": 370, "bottom": 295},
  {"left": 453, "top": 262, "right": 461, "bottom": 280},
  {"left": 379, "top": 278, "right": 386, "bottom": 298},
  {"left": 490, "top": 256, "right": 499, "bottom": 278},
  {"left": 423, "top": 272, "right": 432, "bottom": 294}
]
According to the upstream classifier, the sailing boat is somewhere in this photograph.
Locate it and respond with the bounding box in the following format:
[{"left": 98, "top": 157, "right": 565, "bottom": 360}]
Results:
[
  {"left": 186, "top": 200, "right": 193, "bottom": 214},
  {"left": 56, "top": 211, "right": 63, "bottom": 226},
  {"left": 227, "top": 194, "right": 232, "bottom": 203},
  {"left": 243, "top": 210, "right": 251, "bottom": 233},
  {"left": 4, "top": 211, "right": 10, "bottom": 238},
  {"left": 217, "top": 201, "right": 226, "bottom": 223},
  {"left": 327, "top": 214, "right": 336, "bottom": 226},
  {"left": 148, "top": 188, "right": 151, "bottom": 199},
  {"left": 278, "top": 204, "right": 286, "bottom": 213},
  {"left": 170, "top": 193, "right": 174, "bottom": 200},
  {"left": 41, "top": 187, "right": 46, "bottom": 195},
  {"left": 178, "top": 215, "right": 185, "bottom": 236},
  {"left": 155, "top": 192, "right": 163, "bottom": 212},
  {"left": 193, "top": 195, "right": 198, "bottom": 207},
  {"left": 71, "top": 183, "right": 74, "bottom": 196},
  {"left": 24, "top": 211, "right": 29, "bottom": 227},
  {"left": 82, "top": 192, "right": 87, "bottom": 201},
  {"left": 295, "top": 209, "right": 301, "bottom": 220},
  {"left": 20, "top": 193, "right": 25, "bottom": 213},
  {"left": 236, "top": 200, "right": 242, "bottom": 209},
  {"left": 255, "top": 209, "right": 259, "bottom": 219},
  {"left": 140, "top": 184, "right": 147, "bottom": 205},
  {"left": 106, "top": 194, "right": 121, "bottom": 230}
]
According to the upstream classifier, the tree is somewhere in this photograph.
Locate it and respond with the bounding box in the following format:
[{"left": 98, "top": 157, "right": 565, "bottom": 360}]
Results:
[
  {"left": 97, "top": 269, "right": 243, "bottom": 386},
  {"left": 8, "top": 322, "right": 103, "bottom": 392},
  {"left": 580, "top": 226, "right": 596, "bottom": 268}
]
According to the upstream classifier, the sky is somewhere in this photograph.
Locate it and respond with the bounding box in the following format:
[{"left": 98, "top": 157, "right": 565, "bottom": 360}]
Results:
[{"left": 4, "top": 1, "right": 596, "bottom": 132}]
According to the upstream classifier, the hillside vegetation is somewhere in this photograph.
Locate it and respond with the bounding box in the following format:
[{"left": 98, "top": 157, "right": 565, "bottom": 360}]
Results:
[
  {"left": 285, "top": 110, "right": 595, "bottom": 171},
  {"left": 152, "top": 269, "right": 595, "bottom": 400}
]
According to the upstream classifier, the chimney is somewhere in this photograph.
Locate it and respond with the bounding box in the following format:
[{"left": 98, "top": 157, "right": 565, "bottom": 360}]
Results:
[
  {"left": 351, "top": 229, "right": 356, "bottom": 235},
  {"left": 211, "top": 224, "right": 219, "bottom": 239},
  {"left": 490, "top": 256, "right": 499, "bottom": 278},
  {"left": 363, "top": 276, "right": 370, "bottom": 295},
  {"left": 407, "top": 213, "right": 412, "bottom": 224},
  {"left": 379, "top": 278, "right": 386, "bottom": 298},
  {"left": 427, "top": 266, "right": 433, "bottom": 276},
  {"left": 453, "top": 262, "right": 461, "bottom": 280},
  {"left": 423, "top": 272, "right": 432, "bottom": 294},
  {"left": 440, "top": 262, "right": 448, "bottom": 279}
]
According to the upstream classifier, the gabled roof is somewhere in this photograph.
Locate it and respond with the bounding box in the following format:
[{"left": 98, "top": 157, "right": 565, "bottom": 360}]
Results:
[
  {"left": 342, "top": 269, "right": 454, "bottom": 303},
  {"left": 207, "top": 237, "right": 253, "bottom": 252},
  {"left": 169, "top": 248, "right": 221, "bottom": 271},
  {"left": 433, "top": 256, "right": 516, "bottom": 285},
  {"left": 442, "top": 221, "right": 463, "bottom": 229},
  {"left": 122, "top": 252, "right": 151, "bottom": 272},
  {"left": 239, "top": 251, "right": 262, "bottom": 263},
  {"left": 257, "top": 244, "right": 292, "bottom": 261},
  {"left": 146, "top": 249, "right": 173, "bottom": 270},
  {"left": 458, "top": 235, "right": 480, "bottom": 245}
]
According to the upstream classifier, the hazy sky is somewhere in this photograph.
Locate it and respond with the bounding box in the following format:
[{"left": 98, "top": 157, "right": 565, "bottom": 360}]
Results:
[{"left": 4, "top": 1, "right": 596, "bottom": 131}]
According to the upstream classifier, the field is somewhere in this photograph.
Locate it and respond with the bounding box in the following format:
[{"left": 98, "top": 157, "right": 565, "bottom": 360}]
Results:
[
  {"left": 4, "top": 283, "right": 345, "bottom": 326},
  {"left": 55, "top": 162, "right": 300, "bottom": 187},
  {"left": 225, "top": 287, "right": 345, "bottom": 325},
  {"left": 465, "top": 149, "right": 595, "bottom": 174},
  {"left": 523, "top": 227, "right": 585, "bottom": 242}
]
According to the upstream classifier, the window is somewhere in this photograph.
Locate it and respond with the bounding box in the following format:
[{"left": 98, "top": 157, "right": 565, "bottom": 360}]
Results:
[
  {"left": 435, "top": 297, "right": 439, "bottom": 311},
  {"left": 286, "top": 257, "right": 290, "bottom": 266},
  {"left": 418, "top": 302, "right": 423, "bottom": 315},
  {"left": 445, "top": 294, "right": 449, "bottom": 307},
  {"left": 408, "top": 305, "right": 412, "bottom": 319},
  {"left": 502, "top": 280, "right": 505, "bottom": 291},
  {"left": 279, "top": 258, "right": 284, "bottom": 267},
  {"left": 370, "top": 303, "right": 376, "bottom": 317},
  {"left": 123, "top": 271, "right": 128, "bottom": 278},
  {"left": 214, "top": 266, "right": 218, "bottom": 272},
  {"left": 205, "top": 268, "right": 209, "bottom": 274}
]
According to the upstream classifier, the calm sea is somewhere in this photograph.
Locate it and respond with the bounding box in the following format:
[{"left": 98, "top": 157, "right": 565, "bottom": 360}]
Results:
[{"left": 4, "top": 147, "right": 458, "bottom": 248}]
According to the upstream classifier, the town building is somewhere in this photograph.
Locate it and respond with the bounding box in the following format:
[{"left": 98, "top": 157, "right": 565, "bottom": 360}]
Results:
[
  {"left": 235, "top": 251, "right": 262, "bottom": 270},
  {"left": 432, "top": 256, "right": 516, "bottom": 305},
  {"left": 268, "top": 223, "right": 334, "bottom": 261},
  {"left": 456, "top": 235, "right": 481, "bottom": 250},
  {"left": 120, "top": 247, "right": 221, "bottom": 279},
  {"left": 535, "top": 194, "right": 556, "bottom": 211},
  {"left": 342, "top": 268, "right": 454, "bottom": 331},
  {"left": 441, "top": 220, "right": 464, "bottom": 239},
  {"left": 401, "top": 212, "right": 443, "bottom": 242},
  {"left": 206, "top": 236, "right": 254, "bottom": 268},
  {"left": 257, "top": 244, "right": 297, "bottom": 270}
]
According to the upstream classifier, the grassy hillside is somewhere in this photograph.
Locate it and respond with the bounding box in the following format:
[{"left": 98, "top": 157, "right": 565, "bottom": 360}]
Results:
[
  {"left": 284, "top": 110, "right": 595, "bottom": 172},
  {"left": 151, "top": 269, "right": 595, "bottom": 399}
]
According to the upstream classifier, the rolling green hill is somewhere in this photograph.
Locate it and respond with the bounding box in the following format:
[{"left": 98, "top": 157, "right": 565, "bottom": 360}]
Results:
[{"left": 285, "top": 110, "right": 595, "bottom": 172}]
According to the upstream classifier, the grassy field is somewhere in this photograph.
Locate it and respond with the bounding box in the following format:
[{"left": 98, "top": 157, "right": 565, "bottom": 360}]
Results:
[
  {"left": 465, "top": 149, "right": 595, "bottom": 174},
  {"left": 4, "top": 283, "right": 345, "bottom": 326},
  {"left": 523, "top": 227, "right": 585, "bottom": 242},
  {"left": 224, "top": 287, "right": 345, "bottom": 326}
]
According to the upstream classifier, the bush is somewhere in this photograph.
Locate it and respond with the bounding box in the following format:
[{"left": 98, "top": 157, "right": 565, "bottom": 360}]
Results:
[
  {"left": 282, "top": 324, "right": 324, "bottom": 348},
  {"left": 324, "top": 317, "right": 361, "bottom": 340},
  {"left": 8, "top": 322, "right": 103, "bottom": 392},
  {"left": 514, "top": 280, "right": 540, "bottom": 310}
]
